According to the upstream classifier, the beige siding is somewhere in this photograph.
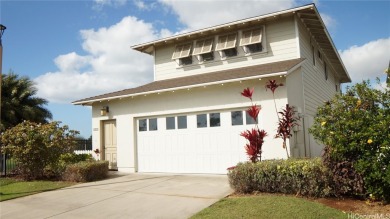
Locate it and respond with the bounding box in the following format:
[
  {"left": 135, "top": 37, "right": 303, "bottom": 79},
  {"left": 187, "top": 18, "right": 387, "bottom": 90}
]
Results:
[
  {"left": 297, "top": 16, "right": 340, "bottom": 157},
  {"left": 154, "top": 16, "right": 298, "bottom": 81},
  {"left": 298, "top": 17, "right": 339, "bottom": 117},
  {"left": 286, "top": 68, "right": 306, "bottom": 157}
]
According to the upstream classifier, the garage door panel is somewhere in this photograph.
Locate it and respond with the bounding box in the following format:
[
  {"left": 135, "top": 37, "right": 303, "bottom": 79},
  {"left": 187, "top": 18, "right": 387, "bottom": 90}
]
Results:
[{"left": 137, "top": 112, "right": 249, "bottom": 174}]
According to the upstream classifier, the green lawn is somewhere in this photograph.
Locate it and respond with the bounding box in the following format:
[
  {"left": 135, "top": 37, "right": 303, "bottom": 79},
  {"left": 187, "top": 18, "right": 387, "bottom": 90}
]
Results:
[
  {"left": 191, "top": 194, "right": 347, "bottom": 219},
  {"left": 0, "top": 178, "right": 76, "bottom": 201}
]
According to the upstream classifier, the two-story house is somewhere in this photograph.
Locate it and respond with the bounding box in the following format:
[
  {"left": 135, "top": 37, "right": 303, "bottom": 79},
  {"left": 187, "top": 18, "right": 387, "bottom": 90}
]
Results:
[{"left": 73, "top": 4, "right": 351, "bottom": 173}]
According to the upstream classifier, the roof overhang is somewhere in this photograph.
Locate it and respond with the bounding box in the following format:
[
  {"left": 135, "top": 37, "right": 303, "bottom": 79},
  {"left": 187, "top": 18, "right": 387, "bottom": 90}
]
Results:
[
  {"left": 131, "top": 4, "right": 315, "bottom": 54},
  {"left": 72, "top": 58, "right": 305, "bottom": 106}
]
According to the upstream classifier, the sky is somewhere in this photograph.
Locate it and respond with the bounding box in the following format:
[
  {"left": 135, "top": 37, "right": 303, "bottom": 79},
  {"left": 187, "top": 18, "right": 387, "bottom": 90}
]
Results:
[{"left": 0, "top": 0, "right": 389, "bottom": 138}]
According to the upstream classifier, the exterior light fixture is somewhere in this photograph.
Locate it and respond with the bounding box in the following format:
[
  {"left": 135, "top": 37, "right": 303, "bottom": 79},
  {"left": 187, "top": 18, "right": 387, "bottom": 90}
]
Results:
[{"left": 100, "top": 106, "right": 109, "bottom": 116}]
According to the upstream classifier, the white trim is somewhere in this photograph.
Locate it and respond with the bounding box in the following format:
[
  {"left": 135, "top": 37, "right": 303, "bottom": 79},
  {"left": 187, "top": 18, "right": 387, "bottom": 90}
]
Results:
[
  {"left": 294, "top": 15, "right": 301, "bottom": 58},
  {"left": 153, "top": 46, "right": 156, "bottom": 81}
]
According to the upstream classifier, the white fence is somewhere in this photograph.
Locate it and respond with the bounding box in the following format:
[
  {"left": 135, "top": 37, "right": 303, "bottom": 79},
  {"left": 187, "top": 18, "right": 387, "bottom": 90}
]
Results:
[{"left": 74, "top": 150, "right": 93, "bottom": 155}]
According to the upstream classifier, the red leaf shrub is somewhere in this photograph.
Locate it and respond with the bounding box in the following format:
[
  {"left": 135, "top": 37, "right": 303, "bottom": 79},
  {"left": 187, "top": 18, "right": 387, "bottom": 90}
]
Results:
[
  {"left": 240, "top": 88, "right": 267, "bottom": 163},
  {"left": 275, "top": 104, "right": 299, "bottom": 157},
  {"left": 241, "top": 87, "right": 254, "bottom": 100}
]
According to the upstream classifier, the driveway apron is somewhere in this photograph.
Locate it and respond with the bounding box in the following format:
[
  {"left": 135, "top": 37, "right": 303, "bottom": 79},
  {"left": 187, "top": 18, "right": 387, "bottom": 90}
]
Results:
[{"left": 0, "top": 173, "right": 232, "bottom": 219}]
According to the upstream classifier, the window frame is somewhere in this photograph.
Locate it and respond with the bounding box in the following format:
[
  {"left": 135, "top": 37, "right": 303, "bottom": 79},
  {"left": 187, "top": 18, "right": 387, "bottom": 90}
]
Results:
[
  {"left": 138, "top": 119, "right": 147, "bottom": 132},
  {"left": 231, "top": 111, "right": 244, "bottom": 126},
  {"left": 245, "top": 111, "right": 257, "bottom": 125},
  {"left": 324, "top": 62, "right": 328, "bottom": 81},
  {"left": 166, "top": 117, "right": 175, "bottom": 130},
  {"left": 148, "top": 118, "right": 158, "bottom": 131},
  {"left": 196, "top": 114, "right": 208, "bottom": 128},
  {"left": 209, "top": 113, "right": 221, "bottom": 127},
  {"left": 311, "top": 45, "right": 316, "bottom": 66},
  {"left": 177, "top": 115, "right": 187, "bottom": 129}
]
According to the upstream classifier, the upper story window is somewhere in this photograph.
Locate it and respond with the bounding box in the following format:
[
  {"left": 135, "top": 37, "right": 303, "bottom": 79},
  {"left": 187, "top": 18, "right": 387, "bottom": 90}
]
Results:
[
  {"left": 311, "top": 45, "right": 316, "bottom": 66},
  {"left": 240, "top": 28, "right": 263, "bottom": 54},
  {"left": 324, "top": 62, "right": 328, "bottom": 80},
  {"left": 193, "top": 38, "right": 214, "bottom": 62},
  {"left": 172, "top": 43, "right": 193, "bottom": 66},
  {"left": 317, "top": 50, "right": 323, "bottom": 62},
  {"left": 216, "top": 33, "right": 237, "bottom": 59}
]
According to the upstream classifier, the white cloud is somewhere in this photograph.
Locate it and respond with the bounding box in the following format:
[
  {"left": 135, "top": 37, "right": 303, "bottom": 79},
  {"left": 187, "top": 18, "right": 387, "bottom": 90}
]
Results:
[
  {"left": 133, "top": 0, "right": 157, "bottom": 11},
  {"left": 35, "top": 16, "right": 164, "bottom": 104},
  {"left": 93, "top": 0, "right": 127, "bottom": 11},
  {"left": 159, "top": 0, "right": 296, "bottom": 30},
  {"left": 320, "top": 13, "right": 336, "bottom": 30},
  {"left": 340, "top": 38, "right": 390, "bottom": 83}
]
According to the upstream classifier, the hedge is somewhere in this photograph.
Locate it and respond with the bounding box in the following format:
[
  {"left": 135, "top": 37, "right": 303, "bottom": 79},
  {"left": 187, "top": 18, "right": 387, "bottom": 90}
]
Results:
[
  {"left": 228, "top": 158, "right": 334, "bottom": 197},
  {"left": 62, "top": 161, "right": 109, "bottom": 182}
]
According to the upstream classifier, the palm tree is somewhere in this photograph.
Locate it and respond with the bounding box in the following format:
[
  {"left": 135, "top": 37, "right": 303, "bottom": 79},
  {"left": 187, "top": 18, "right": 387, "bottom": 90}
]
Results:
[{"left": 1, "top": 71, "right": 52, "bottom": 131}]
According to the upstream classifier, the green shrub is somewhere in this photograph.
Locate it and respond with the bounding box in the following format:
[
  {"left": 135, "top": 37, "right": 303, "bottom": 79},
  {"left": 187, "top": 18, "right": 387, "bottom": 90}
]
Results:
[
  {"left": 1, "top": 121, "right": 79, "bottom": 180},
  {"left": 59, "top": 153, "right": 93, "bottom": 164},
  {"left": 62, "top": 161, "right": 109, "bottom": 182},
  {"left": 45, "top": 153, "right": 94, "bottom": 178},
  {"left": 310, "top": 80, "right": 390, "bottom": 202},
  {"left": 228, "top": 158, "right": 333, "bottom": 197}
]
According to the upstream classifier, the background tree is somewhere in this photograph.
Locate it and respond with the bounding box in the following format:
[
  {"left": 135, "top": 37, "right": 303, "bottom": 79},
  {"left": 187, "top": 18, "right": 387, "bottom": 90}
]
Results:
[{"left": 1, "top": 71, "right": 52, "bottom": 131}]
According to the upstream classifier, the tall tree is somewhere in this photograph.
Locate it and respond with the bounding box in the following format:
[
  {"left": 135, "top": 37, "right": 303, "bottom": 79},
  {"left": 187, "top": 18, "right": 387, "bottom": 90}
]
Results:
[{"left": 1, "top": 71, "right": 52, "bottom": 131}]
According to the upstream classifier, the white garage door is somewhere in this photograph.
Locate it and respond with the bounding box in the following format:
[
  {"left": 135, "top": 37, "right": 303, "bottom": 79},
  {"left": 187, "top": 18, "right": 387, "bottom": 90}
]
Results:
[{"left": 137, "top": 110, "right": 257, "bottom": 174}]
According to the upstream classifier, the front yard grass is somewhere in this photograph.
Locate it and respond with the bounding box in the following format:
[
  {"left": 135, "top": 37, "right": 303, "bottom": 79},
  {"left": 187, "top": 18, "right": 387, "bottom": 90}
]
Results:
[
  {"left": 0, "top": 178, "right": 76, "bottom": 201},
  {"left": 191, "top": 194, "right": 347, "bottom": 219}
]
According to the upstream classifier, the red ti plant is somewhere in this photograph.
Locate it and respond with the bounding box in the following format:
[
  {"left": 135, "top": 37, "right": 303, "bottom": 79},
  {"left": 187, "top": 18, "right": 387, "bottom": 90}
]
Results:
[
  {"left": 275, "top": 104, "right": 299, "bottom": 158},
  {"left": 240, "top": 87, "right": 268, "bottom": 162},
  {"left": 266, "top": 79, "right": 284, "bottom": 119}
]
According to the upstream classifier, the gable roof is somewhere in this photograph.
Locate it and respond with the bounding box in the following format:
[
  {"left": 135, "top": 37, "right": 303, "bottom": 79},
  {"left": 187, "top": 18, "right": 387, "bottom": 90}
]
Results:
[
  {"left": 73, "top": 58, "right": 305, "bottom": 105},
  {"left": 131, "top": 3, "right": 350, "bottom": 83}
]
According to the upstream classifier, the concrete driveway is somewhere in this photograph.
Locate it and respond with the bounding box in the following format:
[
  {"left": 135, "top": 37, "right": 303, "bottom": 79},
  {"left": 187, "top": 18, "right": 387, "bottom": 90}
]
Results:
[{"left": 0, "top": 173, "right": 232, "bottom": 219}]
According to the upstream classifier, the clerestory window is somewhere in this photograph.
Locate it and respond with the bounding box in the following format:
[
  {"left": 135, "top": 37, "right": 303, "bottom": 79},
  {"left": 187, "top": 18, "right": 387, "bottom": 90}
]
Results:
[
  {"left": 193, "top": 38, "right": 214, "bottom": 62},
  {"left": 216, "top": 33, "right": 237, "bottom": 59},
  {"left": 240, "top": 28, "right": 263, "bottom": 54},
  {"left": 172, "top": 43, "right": 193, "bottom": 66}
]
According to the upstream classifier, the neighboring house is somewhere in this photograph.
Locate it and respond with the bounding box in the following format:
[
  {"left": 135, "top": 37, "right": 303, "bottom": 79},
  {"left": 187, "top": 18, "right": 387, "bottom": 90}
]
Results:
[{"left": 73, "top": 4, "right": 351, "bottom": 173}]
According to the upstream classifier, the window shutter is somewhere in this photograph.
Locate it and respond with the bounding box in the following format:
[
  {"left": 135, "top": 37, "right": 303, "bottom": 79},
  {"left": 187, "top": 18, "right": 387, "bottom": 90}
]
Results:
[
  {"left": 226, "top": 34, "right": 237, "bottom": 49},
  {"left": 240, "top": 28, "right": 262, "bottom": 46},
  {"left": 193, "top": 38, "right": 213, "bottom": 55},
  {"left": 216, "top": 35, "right": 228, "bottom": 51},
  {"left": 240, "top": 31, "right": 251, "bottom": 46},
  {"left": 172, "top": 43, "right": 192, "bottom": 59},
  {"left": 202, "top": 39, "right": 213, "bottom": 53},
  {"left": 216, "top": 33, "right": 237, "bottom": 51}
]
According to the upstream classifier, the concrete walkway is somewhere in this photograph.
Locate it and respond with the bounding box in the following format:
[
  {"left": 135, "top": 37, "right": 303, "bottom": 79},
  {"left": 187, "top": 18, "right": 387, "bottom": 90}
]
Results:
[{"left": 0, "top": 173, "right": 232, "bottom": 219}]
